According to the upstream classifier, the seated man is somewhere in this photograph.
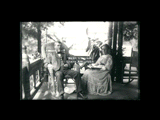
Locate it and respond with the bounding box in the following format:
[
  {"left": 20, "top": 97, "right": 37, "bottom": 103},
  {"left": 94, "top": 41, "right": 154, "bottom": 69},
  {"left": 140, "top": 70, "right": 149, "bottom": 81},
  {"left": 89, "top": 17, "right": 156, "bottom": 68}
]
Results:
[{"left": 41, "top": 41, "right": 86, "bottom": 99}]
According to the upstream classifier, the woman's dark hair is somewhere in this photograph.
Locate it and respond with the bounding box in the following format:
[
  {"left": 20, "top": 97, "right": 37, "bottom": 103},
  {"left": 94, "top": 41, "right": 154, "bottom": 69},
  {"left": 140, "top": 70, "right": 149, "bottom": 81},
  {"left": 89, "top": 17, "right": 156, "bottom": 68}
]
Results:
[{"left": 101, "top": 44, "right": 111, "bottom": 55}]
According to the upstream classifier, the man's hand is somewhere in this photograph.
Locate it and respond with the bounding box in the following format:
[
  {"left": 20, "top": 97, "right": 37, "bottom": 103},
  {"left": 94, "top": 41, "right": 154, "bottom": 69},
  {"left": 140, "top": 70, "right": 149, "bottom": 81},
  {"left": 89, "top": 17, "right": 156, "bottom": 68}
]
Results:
[
  {"left": 48, "top": 64, "right": 53, "bottom": 69},
  {"left": 63, "top": 64, "right": 69, "bottom": 68}
]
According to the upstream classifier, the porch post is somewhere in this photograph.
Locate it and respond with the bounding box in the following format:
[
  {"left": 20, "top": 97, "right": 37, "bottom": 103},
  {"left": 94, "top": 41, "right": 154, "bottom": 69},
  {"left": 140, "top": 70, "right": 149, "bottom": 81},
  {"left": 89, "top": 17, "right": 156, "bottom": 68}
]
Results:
[
  {"left": 138, "top": 21, "right": 140, "bottom": 99},
  {"left": 116, "top": 22, "right": 124, "bottom": 83},
  {"left": 111, "top": 22, "right": 118, "bottom": 81},
  {"left": 22, "top": 45, "right": 30, "bottom": 99},
  {"left": 108, "top": 22, "right": 113, "bottom": 48},
  {"left": 20, "top": 22, "right": 22, "bottom": 100},
  {"left": 37, "top": 22, "right": 41, "bottom": 53}
]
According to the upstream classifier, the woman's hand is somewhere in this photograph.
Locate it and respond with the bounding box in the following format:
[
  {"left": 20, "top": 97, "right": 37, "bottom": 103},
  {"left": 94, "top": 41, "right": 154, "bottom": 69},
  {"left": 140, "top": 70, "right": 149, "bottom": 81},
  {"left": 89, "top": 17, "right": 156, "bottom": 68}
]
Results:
[
  {"left": 87, "top": 64, "right": 92, "bottom": 68},
  {"left": 91, "top": 63, "right": 98, "bottom": 66},
  {"left": 91, "top": 63, "right": 95, "bottom": 66},
  {"left": 100, "top": 66, "right": 106, "bottom": 71},
  {"left": 44, "top": 63, "right": 49, "bottom": 68}
]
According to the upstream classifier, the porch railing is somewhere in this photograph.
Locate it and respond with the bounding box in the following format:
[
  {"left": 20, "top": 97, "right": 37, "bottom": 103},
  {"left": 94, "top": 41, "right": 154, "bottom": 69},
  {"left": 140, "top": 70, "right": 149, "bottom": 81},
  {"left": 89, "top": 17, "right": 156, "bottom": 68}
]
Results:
[{"left": 21, "top": 46, "right": 44, "bottom": 100}]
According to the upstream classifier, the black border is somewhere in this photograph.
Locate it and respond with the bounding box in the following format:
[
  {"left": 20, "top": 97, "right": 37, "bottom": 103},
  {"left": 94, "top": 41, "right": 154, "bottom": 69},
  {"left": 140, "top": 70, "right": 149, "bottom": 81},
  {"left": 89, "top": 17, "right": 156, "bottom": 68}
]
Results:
[{"left": 18, "top": 21, "right": 142, "bottom": 108}]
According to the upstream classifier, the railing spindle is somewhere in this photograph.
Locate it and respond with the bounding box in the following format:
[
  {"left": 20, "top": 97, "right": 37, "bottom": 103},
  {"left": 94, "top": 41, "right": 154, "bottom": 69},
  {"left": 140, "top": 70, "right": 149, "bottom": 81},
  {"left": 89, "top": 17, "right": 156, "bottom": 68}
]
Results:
[{"left": 33, "top": 71, "right": 37, "bottom": 89}]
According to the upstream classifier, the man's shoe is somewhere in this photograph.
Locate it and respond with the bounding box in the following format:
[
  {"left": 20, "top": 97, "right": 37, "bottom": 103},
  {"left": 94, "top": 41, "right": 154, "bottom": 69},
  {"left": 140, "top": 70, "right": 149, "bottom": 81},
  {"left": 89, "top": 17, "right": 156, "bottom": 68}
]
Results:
[
  {"left": 54, "top": 94, "right": 64, "bottom": 100},
  {"left": 77, "top": 92, "right": 88, "bottom": 100},
  {"left": 60, "top": 94, "right": 64, "bottom": 100}
]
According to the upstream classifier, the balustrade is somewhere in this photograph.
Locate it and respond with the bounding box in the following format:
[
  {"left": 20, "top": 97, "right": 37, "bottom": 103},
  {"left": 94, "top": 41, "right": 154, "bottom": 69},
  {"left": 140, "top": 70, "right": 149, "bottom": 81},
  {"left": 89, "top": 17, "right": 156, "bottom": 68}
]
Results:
[{"left": 21, "top": 45, "right": 44, "bottom": 100}]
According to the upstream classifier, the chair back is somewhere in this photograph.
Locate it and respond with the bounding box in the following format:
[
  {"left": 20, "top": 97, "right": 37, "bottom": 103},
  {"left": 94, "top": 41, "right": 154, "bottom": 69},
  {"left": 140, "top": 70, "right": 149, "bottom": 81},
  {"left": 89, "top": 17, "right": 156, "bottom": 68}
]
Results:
[{"left": 130, "top": 48, "right": 138, "bottom": 68}]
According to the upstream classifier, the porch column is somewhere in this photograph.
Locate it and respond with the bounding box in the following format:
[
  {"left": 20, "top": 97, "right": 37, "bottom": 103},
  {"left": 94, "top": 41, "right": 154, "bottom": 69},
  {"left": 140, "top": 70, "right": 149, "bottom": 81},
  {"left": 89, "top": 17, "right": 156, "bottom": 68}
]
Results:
[
  {"left": 20, "top": 22, "right": 22, "bottom": 100},
  {"left": 111, "top": 22, "right": 118, "bottom": 81},
  {"left": 37, "top": 22, "right": 41, "bottom": 53},
  {"left": 116, "top": 22, "right": 124, "bottom": 83},
  {"left": 22, "top": 45, "right": 30, "bottom": 99},
  {"left": 138, "top": 21, "right": 140, "bottom": 99},
  {"left": 108, "top": 22, "right": 113, "bottom": 48}
]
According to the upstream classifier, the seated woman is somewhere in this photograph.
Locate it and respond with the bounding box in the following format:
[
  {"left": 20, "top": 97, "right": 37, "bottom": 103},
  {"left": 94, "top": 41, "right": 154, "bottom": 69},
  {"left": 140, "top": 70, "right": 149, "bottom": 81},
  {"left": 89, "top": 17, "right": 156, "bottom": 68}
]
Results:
[{"left": 81, "top": 44, "right": 113, "bottom": 96}]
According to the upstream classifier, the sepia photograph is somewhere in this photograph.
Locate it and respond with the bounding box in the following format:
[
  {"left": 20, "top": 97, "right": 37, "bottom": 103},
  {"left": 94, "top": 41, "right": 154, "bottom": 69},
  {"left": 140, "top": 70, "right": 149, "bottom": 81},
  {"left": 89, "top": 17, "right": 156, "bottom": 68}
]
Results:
[{"left": 20, "top": 21, "right": 140, "bottom": 100}]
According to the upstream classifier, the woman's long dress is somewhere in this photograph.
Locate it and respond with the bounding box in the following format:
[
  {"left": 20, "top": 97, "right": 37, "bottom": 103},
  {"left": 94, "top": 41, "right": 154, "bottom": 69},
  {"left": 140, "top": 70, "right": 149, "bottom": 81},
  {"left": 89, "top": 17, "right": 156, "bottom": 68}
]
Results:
[{"left": 81, "top": 54, "right": 113, "bottom": 96}]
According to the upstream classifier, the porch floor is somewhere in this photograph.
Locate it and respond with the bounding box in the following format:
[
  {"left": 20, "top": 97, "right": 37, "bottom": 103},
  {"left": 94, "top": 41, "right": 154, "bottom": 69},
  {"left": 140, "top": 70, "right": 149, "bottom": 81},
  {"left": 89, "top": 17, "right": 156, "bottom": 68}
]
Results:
[{"left": 33, "top": 79, "right": 139, "bottom": 100}]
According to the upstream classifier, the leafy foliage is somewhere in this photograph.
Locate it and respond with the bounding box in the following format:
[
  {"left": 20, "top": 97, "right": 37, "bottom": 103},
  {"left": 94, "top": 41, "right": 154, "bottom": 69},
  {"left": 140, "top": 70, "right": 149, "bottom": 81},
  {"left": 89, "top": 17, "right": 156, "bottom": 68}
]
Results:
[
  {"left": 22, "top": 22, "right": 54, "bottom": 40},
  {"left": 21, "top": 22, "right": 55, "bottom": 54},
  {"left": 123, "top": 21, "right": 138, "bottom": 41}
]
